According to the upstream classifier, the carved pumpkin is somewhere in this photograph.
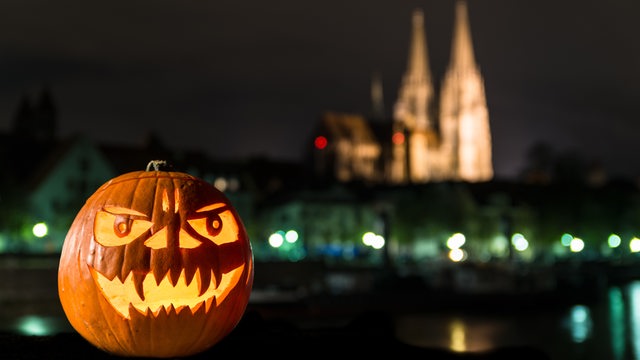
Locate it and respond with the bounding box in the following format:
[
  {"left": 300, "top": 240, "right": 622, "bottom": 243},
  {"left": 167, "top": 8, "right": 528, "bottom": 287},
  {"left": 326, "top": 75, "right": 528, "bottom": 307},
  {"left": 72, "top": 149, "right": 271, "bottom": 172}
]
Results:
[{"left": 58, "top": 161, "right": 254, "bottom": 358}]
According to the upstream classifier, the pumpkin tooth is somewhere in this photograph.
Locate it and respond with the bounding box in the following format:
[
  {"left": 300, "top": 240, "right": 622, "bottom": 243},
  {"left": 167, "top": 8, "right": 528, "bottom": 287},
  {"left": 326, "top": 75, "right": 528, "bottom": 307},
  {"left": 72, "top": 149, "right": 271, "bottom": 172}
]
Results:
[
  {"left": 169, "top": 267, "right": 181, "bottom": 286},
  {"left": 128, "top": 302, "right": 147, "bottom": 317},
  {"left": 184, "top": 266, "right": 197, "bottom": 287},
  {"left": 191, "top": 300, "right": 205, "bottom": 315},
  {"left": 116, "top": 271, "right": 127, "bottom": 284},
  {"left": 165, "top": 304, "right": 176, "bottom": 316},
  {"left": 132, "top": 272, "right": 146, "bottom": 300},
  {"left": 153, "top": 265, "right": 166, "bottom": 285},
  {"left": 198, "top": 269, "right": 211, "bottom": 296},
  {"left": 205, "top": 294, "right": 216, "bottom": 313},
  {"left": 174, "top": 304, "right": 187, "bottom": 315},
  {"left": 213, "top": 267, "right": 222, "bottom": 290}
]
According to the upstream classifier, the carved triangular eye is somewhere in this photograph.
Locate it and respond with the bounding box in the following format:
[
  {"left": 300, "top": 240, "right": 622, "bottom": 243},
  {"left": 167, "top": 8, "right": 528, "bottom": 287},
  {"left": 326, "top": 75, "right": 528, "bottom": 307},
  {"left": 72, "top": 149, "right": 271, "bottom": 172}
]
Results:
[
  {"left": 94, "top": 207, "right": 152, "bottom": 246},
  {"left": 187, "top": 206, "right": 239, "bottom": 245},
  {"left": 187, "top": 210, "right": 222, "bottom": 237}
]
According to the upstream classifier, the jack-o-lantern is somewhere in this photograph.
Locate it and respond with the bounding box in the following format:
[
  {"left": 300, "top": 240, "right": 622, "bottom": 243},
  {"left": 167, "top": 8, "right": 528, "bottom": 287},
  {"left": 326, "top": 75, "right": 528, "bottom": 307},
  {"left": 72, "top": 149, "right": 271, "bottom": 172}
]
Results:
[{"left": 58, "top": 161, "right": 254, "bottom": 358}]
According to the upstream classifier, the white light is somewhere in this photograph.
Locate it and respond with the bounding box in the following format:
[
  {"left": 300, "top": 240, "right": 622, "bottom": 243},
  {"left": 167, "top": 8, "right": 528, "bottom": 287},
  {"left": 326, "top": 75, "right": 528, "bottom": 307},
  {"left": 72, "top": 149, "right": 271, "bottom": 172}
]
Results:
[
  {"left": 447, "top": 233, "right": 466, "bottom": 249},
  {"left": 370, "top": 235, "right": 385, "bottom": 249},
  {"left": 570, "top": 238, "right": 585, "bottom": 252},
  {"left": 213, "top": 177, "right": 228, "bottom": 192},
  {"left": 268, "top": 233, "right": 284, "bottom": 248},
  {"left": 33, "top": 222, "right": 48, "bottom": 238},
  {"left": 449, "top": 248, "right": 465, "bottom": 262},
  {"left": 285, "top": 230, "right": 298, "bottom": 243},
  {"left": 630, "top": 238, "right": 640, "bottom": 253},
  {"left": 511, "top": 233, "right": 529, "bottom": 251},
  {"left": 362, "top": 232, "right": 376, "bottom": 246}
]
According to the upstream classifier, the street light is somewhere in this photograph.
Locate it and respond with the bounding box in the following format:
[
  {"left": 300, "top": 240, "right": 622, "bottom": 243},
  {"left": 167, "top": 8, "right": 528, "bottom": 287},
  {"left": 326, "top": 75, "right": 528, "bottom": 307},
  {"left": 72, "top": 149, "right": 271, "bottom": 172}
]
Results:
[{"left": 32, "top": 222, "right": 48, "bottom": 238}]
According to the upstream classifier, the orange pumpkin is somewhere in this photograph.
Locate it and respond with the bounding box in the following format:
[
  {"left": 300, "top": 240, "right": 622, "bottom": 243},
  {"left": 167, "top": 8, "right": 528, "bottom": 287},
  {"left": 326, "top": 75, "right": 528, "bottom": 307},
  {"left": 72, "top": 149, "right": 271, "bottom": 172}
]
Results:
[{"left": 58, "top": 161, "right": 254, "bottom": 358}]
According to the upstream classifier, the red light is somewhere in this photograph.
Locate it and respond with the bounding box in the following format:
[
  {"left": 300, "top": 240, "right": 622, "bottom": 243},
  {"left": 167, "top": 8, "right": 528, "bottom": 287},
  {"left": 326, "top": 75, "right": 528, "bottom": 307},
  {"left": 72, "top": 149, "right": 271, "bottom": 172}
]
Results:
[
  {"left": 315, "top": 136, "right": 328, "bottom": 150},
  {"left": 392, "top": 132, "right": 405, "bottom": 145}
]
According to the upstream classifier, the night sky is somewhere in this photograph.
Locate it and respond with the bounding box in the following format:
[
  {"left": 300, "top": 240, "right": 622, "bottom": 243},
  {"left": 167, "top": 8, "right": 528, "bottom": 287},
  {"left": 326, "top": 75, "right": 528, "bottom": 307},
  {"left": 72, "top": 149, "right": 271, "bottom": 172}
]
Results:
[{"left": 1, "top": 0, "right": 639, "bottom": 180}]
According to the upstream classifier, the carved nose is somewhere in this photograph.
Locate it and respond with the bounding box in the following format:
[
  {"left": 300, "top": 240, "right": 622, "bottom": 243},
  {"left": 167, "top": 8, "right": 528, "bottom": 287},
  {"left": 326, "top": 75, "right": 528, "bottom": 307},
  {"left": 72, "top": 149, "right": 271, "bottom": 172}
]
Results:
[
  {"left": 144, "top": 228, "right": 172, "bottom": 249},
  {"left": 144, "top": 227, "right": 202, "bottom": 249}
]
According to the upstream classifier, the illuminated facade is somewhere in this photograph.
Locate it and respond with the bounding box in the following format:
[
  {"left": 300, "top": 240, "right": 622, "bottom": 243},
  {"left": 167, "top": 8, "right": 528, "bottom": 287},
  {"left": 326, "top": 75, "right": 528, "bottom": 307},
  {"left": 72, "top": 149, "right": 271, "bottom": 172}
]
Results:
[
  {"left": 313, "top": 112, "right": 383, "bottom": 183},
  {"left": 313, "top": 1, "right": 493, "bottom": 184},
  {"left": 391, "top": 1, "right": 492, "bottom": 183}
]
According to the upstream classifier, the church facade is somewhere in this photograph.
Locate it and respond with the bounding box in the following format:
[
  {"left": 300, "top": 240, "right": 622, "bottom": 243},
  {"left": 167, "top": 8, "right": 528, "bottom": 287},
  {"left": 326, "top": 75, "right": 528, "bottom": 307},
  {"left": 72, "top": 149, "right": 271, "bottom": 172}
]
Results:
[{"left": 312, "top": 1, "right": 493, "bottom": 184}]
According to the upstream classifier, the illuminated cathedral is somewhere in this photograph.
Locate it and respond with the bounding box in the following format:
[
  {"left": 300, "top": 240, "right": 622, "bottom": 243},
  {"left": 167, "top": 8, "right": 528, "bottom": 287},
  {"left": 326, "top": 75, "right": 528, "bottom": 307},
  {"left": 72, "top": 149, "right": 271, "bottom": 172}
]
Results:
[{"left": 312, "top": 0, "right": 493, "bottom": 184}]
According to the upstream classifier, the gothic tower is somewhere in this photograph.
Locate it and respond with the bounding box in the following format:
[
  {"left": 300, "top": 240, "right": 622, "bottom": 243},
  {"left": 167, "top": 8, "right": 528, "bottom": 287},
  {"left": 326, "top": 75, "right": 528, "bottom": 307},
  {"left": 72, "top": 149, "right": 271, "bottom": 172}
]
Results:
[
  {"left": 391, "top": 9, "right": 437, "bottom": 184},
  {"left": 312, "top": 2, "right": 492, "bottom": 185},
  {"left": 390, "top": 0, "right": 492, "bottom": 184},
  {"left": 439, "top": 0, "right": 493, "bottom": 182}
]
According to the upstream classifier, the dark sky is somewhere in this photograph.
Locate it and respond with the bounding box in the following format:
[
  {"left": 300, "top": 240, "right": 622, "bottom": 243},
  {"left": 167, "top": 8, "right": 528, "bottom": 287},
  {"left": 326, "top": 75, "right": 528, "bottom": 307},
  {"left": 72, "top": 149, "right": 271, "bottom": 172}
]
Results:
[{"left": 1, "top": 0, "right": 639, "bottom": 180}]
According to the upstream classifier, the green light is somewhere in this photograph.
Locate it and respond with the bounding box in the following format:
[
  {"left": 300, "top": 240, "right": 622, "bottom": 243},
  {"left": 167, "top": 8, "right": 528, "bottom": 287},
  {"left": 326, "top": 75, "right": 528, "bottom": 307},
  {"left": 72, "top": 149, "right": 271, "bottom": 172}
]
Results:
[
  {"left": 561, "top": 233, "right": 573, "bottom": 246},
  {"left": 608, "top": 234, "right": 622, "bottom": 248},
  {"left": 17, "top": 316, "right": 52, "bottom": 336}
]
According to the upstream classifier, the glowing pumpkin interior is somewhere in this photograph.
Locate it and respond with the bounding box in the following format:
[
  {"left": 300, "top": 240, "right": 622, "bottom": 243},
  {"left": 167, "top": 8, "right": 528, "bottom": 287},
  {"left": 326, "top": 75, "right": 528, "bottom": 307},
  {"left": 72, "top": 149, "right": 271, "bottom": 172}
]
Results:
[{"left": 88, "top": 184, "right": 248, "bottom": 320}]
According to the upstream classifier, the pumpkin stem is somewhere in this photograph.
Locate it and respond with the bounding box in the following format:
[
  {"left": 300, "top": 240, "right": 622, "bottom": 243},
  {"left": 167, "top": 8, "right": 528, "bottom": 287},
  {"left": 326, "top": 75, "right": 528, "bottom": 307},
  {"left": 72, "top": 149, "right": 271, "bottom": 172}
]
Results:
[{"left": 146, "top": 160, "right": 168, "bottom": 172}]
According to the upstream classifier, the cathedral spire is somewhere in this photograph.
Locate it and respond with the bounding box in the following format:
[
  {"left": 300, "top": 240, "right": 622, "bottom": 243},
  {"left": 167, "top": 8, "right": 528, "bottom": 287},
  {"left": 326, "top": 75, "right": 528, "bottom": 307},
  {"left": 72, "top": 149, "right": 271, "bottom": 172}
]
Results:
[
  {"left": 390, "top": 8, "right": 438, "bottom": 183},
  {"left": 439, "top": 0, "right": 493, "bottom": 182},
  {"left": 393, "top": 8, "right": 435, "bottom": 132},
  {"left": 450, "top": 0, "right": 476, "bottom": 71},
  {"left": 406, "top": 9, "right": 431, "bottom": 83}
]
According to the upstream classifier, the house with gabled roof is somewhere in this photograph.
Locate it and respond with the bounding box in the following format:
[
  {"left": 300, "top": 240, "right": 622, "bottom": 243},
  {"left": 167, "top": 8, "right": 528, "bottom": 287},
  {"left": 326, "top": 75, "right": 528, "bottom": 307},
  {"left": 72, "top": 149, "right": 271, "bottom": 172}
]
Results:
[{"left": 0, "top": 133, "right": 115, "bottom": 252}]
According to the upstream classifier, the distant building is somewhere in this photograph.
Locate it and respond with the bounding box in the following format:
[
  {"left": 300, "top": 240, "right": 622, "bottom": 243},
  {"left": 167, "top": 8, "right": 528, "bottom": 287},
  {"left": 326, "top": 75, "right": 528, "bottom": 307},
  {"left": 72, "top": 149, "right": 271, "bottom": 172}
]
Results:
[
  {"left": 311, "top": 112, "right": 383, "bottom": 183},
  {"left": 0, "top": 122, "right": 304, "bottom": 253},
  {"left": 312, "top": 1, "right": 493, "bottom": 184},
  {"left": 0, "top": 133, "right": 116, "bottom": 252},
  {"left": 11, "top": 86, "right": 57, "bottom": 142}
]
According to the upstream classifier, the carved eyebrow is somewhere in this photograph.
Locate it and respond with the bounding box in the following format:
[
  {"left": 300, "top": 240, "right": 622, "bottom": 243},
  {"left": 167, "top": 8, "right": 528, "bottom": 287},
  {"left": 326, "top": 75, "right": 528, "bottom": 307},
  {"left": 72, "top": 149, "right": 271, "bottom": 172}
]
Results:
[
  {"left": 195, "top": 203, "right": 227, "bottom": 213},
  {"left": 102, "top": 206, "right": 148, "bottom": 217}
]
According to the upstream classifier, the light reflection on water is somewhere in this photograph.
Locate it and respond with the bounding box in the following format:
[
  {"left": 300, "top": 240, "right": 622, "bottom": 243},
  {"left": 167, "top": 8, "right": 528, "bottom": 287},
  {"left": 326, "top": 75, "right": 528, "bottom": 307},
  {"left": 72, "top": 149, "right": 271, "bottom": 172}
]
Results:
[
  {"left": 396, "top": 280, "right": 640, "bottom": 360},
  {"left": 564, "top": 304, "right": 592, "bottom": 343},
  {"left": 628, "top": 281, "right": 640, "bottom": 360},
  {"left": 3, "top": 315, "right": 72, "bottom": 336},
  {"left": 609, "top": 286, "right": 626, "bottom": 360}
]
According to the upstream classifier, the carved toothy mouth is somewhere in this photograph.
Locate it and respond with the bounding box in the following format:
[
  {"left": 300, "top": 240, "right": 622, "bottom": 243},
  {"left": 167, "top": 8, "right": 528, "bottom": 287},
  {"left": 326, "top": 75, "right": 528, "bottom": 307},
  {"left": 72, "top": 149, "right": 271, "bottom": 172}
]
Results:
[{"left": 90, "top": 265, "right": 245, "bottom": 319}]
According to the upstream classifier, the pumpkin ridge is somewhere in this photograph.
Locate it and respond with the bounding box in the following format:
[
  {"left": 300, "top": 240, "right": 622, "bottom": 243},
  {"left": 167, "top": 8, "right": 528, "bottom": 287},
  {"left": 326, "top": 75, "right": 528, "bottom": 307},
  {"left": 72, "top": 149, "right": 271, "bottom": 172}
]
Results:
[{"left": 117, "top": 176, "right": 146, "bottom": 281}]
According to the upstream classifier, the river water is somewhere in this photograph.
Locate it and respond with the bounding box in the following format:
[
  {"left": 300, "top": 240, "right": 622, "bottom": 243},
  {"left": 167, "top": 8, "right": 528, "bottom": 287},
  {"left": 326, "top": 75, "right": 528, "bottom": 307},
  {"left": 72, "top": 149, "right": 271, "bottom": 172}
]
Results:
[
  {"left": 4, "top": 282, "right": 639, "bottom": 359},
  {"left": 394, "top": 280, "right": 640, "bottom": 360},
  {"left": 1, "top": 255, "right": 639, "bottom": 360}
]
